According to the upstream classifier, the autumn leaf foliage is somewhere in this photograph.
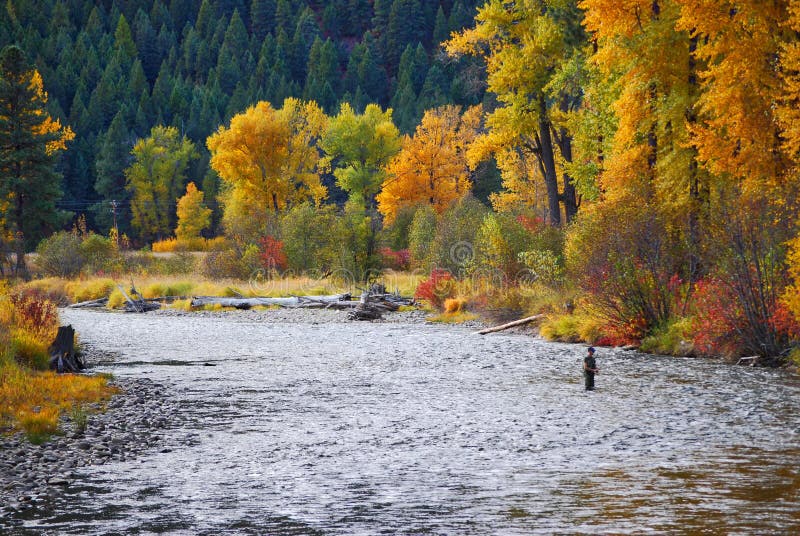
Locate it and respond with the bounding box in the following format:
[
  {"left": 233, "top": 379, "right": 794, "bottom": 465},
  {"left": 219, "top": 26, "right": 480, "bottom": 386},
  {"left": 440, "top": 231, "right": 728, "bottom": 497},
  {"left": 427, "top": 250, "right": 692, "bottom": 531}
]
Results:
[
  {"left": 175, "top": 182, "right": 211, "bottom": 241},
  {"left": 207, "top": 99, "right": 328, "bottom": 235},
  {"left": 377, "top": 105, "right": 481, "bottom": 224}
]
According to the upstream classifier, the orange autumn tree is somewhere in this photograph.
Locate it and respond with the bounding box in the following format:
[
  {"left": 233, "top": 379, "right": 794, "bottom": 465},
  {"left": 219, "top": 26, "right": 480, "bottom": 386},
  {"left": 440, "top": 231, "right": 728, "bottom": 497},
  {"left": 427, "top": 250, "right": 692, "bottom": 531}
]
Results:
[
  {"left": 377, "top": 105, "right": 481, "bottom": 224},
  {"left": 778, "top": 0, "right": 800, "bottom": 165},
  {"left": 207, "top": 98, "right": 327, "bottom": 241},
  {"left": 581, "top": 0, "right": 701, "bottom": 207},
  {"left": 675, "top": 0, "right": 792, "bottom": 195},
  {"left": 778, "top": 0, "right": 800, "bottom": 333}
]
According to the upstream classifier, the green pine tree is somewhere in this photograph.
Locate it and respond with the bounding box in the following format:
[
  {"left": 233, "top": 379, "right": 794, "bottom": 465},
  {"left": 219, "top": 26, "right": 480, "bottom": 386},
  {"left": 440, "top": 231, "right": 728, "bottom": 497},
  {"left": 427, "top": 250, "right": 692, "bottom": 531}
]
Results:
[{"left": 0, "top": 45, "right": 73, "bottom": 276}]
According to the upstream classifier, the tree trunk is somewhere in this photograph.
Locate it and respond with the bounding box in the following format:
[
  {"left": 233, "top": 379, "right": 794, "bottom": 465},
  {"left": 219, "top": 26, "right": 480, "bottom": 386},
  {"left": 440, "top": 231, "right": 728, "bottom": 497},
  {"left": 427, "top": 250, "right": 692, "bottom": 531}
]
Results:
[
  {"left": 14, "top": 194, "right": 29, "bottom": 279},
  {"left": 190, "top": 294, "right": 352, "bottom": 309},
  {"left": 556, "top": 125, "right": 578, "bottom": 223},
  {"left": 538, "top": 96, "right": 561, "bottom": 227}
]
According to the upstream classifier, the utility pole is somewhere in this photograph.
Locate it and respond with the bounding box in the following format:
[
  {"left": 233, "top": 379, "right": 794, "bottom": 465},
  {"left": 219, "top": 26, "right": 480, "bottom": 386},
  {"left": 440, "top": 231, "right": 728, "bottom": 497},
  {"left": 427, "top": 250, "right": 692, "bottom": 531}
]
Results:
[{"left": 110, "top": 199, "right": 119, "bottom": 247}]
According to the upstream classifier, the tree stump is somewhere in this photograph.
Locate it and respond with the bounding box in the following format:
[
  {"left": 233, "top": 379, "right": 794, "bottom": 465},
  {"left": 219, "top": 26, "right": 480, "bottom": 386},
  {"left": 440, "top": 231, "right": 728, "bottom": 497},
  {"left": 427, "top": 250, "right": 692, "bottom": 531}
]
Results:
[{"left": 48, "top": 325, "right": 85, "bottom": 373}]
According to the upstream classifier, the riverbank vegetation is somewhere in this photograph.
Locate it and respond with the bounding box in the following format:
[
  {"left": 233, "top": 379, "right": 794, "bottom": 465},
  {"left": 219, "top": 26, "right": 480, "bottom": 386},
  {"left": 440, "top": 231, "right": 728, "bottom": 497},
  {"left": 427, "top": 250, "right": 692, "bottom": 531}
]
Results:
[
  {"left": 0, "top": 284, "right": 116, "bottom": 443},
  {"left": 1, "top": 1, "right": 800, "bottom": 366}
]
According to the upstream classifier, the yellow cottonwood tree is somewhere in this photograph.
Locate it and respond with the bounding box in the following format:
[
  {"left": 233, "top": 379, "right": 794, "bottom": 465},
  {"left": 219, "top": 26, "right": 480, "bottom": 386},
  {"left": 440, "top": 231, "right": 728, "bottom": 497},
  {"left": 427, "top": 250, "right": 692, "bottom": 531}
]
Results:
[
  {"left": 778, "top": 0, "right": 800, "bottom": 167},
  {"left": 377, "top": 105, "right": 480, "bottom": 224},
  {"left": 446, "top": 0, "right": 586, "bottom": 225},
  {"left": 175, "top": 182, "right": 211, "bottom": 241},
  {"left": 674, "top": 0, "right": 791, "bottom": 194},
  {"left": 581, "top": 0, "right": 701, "bottom": 207},
  {"left": 207, "top": 98, "right": 327, "bottom": 238}
]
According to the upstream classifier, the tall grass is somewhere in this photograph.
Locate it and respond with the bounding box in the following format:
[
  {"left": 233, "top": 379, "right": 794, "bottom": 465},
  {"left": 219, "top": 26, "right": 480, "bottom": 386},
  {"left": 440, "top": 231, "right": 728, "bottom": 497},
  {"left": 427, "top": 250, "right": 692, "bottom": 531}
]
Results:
[{"left": 0, "top": 284, "right": 117, "bottom": 441}]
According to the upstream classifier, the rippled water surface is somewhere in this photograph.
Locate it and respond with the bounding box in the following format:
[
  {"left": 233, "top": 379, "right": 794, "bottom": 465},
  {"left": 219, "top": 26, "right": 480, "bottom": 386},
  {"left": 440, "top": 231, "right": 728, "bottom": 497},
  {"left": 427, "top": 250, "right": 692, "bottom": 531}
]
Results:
[{"left": 14, "top": 310, "right": 800, "bottom": 534}]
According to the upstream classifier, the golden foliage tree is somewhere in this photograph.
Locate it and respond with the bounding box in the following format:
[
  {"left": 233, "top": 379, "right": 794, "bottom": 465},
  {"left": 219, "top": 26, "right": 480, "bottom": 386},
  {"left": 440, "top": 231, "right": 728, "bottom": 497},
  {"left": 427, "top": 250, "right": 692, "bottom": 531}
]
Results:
[
  {"left": 377, "top": 105, "right": 481, "bottom": 224},
  {"left": 777, "top": 0, "right": 800, "bottom": 169},
  {"left": 674, "top": 0, "right": 792, "bottom": 195},
  {"left": 175, "top": 182, "right": 211, "bottom": 241},
  {"left": 207, "top": 98, "right": 327, "bottom": 240},
  {"left": 446, "top": 0, "right": 585, "bottom": 225}
]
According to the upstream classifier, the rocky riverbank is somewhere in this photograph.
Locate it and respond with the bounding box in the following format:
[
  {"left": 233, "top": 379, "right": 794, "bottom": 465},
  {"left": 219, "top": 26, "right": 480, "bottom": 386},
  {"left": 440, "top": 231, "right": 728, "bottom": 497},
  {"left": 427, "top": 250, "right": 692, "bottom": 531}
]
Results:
[
  {"left": 1, "top": 308, "right": 486, "bottom": 521},
  {"left": 0, "top": 376, "right": 182, "bottom": 523}
]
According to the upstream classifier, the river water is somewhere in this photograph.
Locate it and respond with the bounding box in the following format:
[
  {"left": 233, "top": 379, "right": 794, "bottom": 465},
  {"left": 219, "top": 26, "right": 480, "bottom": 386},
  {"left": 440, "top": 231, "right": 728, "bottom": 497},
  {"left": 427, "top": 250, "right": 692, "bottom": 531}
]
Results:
[{"left": 13, "top": 309, "right": 800, "bottom": 534}]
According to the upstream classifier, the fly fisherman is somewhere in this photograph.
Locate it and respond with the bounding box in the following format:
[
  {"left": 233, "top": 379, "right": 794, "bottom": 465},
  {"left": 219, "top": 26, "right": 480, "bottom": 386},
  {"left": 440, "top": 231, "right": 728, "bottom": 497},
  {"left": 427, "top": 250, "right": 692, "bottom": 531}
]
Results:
[{"left": 583, "top": 347, "right": 599, "bottom": 391}]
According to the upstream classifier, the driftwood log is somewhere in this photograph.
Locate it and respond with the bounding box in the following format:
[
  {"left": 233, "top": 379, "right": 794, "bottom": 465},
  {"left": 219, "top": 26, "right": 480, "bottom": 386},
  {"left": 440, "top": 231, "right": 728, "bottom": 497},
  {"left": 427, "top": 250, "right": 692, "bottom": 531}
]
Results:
[
  {"left": 190, "top": 293, "right": 352, "bottom": 309},
  {"left": 475, "top": 314, "right": 544, "bottom": 335},
  {"left": 116, "top": 284, "right": 160, "bottom": 313},
  {"left": 347, "top": 284, "right": 411, "bottom": 321},
  {"left": 69, "top": 297, "right": 109, "bottom": 308},
  {"left": 48, "top": 325, "right": 85, "bottom": 373}
]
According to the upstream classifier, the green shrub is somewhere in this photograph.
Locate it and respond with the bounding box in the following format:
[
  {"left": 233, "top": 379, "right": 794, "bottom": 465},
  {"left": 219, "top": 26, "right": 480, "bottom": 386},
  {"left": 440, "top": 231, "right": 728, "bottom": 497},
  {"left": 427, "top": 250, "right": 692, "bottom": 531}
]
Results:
[
  {"left": 122, "top": 251, "right": 155, "bottom": 274},
  {"left": 202, "top": 249, "right": 250, "bottom": 280},
  {"left": 280, "top": 203, "right": 338, "bottom": 272},
  {"left": 640, "top": 317, "right": 694, "bottom": 355},
  {"left": 429, "top": 195, "right": 488, "bottom": 275},
  {"left": 150, "top": 252, "right": 197, "bottom": 275},
  {"left": 382, "top": 204, "right": 419, "bottom": 251},
  {"left": 408, "top": 204, "right": 437, "bottom": 270},
  {"left": 79, "top": 233, "right": 121, "bottom": 273},
  {"left": 36, "top": 232, "right": 84, "bottom": 277},
  {"left": 476, "top": 213, "right": 535, "bottom": 279}
]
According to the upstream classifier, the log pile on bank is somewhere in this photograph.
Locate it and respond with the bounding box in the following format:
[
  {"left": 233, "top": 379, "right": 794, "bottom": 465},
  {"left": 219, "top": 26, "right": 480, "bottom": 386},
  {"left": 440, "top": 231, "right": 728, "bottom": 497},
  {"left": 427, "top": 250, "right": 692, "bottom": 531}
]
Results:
[{"left": 68, "top": 282, "right": 414, "bottom": 321}]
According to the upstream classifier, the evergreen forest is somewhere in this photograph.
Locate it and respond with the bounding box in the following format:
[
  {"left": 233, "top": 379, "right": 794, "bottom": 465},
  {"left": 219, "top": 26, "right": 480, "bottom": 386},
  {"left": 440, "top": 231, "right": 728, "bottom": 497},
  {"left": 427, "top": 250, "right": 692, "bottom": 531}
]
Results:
[{"left": 0, "top": 0, "right": 490, "bottom": 235}]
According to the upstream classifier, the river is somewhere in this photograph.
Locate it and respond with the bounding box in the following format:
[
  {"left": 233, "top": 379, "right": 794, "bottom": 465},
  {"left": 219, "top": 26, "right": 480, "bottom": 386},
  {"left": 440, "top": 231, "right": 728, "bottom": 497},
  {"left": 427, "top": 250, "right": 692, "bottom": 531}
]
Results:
[{"left": 10, "top": 309, "right": 800, "bottom": 534}]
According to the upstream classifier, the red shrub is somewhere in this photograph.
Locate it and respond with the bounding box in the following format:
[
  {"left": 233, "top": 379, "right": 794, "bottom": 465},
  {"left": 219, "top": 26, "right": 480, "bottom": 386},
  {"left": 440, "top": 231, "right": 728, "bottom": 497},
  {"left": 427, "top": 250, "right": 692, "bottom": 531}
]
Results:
[
  {"left": 10, "top": 288, "right": 59, "bottom": 340},
  {"left": 380, "top": 248, "right": 411, "bottom": 271},
  {"left": 414, "top": 268, "right": 455, "bottom": 309},
  {"left": 259, "top": 236, "right": 287, "bottom": 272},
  {"left": 515, "top": 214, "right": 545, "bottom": 233},
  {"left": 690, "top": 277, "right": 743, "bottom": 356},
  {"left": 771, "top": 303, "right": 800, "bottom": 341}
]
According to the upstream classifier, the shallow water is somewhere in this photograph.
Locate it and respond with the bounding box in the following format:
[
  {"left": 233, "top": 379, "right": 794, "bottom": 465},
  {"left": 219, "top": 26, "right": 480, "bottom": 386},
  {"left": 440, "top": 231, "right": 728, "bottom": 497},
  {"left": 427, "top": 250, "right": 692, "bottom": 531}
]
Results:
[{"left": 12, "top": 309, "right": 800, "bottom": 534}]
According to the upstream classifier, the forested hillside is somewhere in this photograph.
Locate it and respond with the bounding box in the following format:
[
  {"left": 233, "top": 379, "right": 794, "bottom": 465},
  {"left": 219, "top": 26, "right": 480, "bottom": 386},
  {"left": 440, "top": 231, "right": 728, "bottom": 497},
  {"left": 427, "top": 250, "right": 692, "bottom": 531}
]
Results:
[
  {"left": 0, "top": 0, "right": 488, "bottom": 234},
  {"left": 3, "top": 0, "right": 800, "bottom": 362}
]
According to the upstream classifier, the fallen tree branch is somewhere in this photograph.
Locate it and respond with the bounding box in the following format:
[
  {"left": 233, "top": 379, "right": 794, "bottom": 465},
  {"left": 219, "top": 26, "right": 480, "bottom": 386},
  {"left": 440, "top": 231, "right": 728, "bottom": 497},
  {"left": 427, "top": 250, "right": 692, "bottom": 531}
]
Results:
[{"left": 475, "top": 314, "right": 545, "bottom": 335}]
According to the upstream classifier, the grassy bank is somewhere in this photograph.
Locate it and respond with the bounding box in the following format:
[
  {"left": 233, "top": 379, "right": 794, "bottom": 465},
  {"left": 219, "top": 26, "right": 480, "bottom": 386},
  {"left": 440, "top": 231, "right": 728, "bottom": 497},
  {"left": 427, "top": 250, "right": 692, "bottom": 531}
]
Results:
[
  {"left": 0, "top": 284, "right": 117, "bottom": 443},
  {"left": 19, "top": 271, "right": 426, "bottom": 310}
]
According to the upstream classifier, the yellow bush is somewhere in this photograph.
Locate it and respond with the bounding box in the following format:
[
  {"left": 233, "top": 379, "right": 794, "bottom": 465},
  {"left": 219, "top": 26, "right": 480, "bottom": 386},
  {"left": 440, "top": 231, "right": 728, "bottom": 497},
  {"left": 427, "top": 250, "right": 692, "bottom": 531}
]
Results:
[
  {"left": 142, "top": 282, "right": 166, "bottom": 298},
  {"left": 18, "top": 278, "right": 69, "bottom": 305},
  {"left": 428, "top": 311, "right": 479, "bottom": 324},
  {"left": 65, "top": 278, "right": 115, "bottom": 303},
  {"left": 539, "top": 314, "right": 583, "bottom": 342},
  {"left": 444, "top": 298, "right": 467, "bottom": 314},
  {"left": 16, "top": 406, "right": 59, "bottom": 443},
  {"left": 106, "top": 288, "right": 127, "bottom": 309},
  {"left": 152, "top": 237, "right": 223, "bottom": 252},
  {"left": 11, "top": 331, "right": 50, "bottom": 370},
  {"left": 169, "top": 299, "right": 194, "bottom": 311},
  {"left": 152, "top": 238, "right": 178, "bottom": 252}
]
